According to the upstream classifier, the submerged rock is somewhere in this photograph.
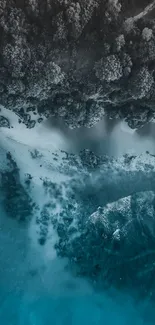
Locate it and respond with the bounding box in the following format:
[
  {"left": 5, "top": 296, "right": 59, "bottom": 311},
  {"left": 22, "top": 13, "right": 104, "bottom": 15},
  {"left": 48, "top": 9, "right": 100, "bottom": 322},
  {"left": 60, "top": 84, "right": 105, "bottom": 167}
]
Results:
[
  {"left": 55, "top": 190, "right": 155, "bottom": 299},
  {"left": 1, "top": 145, "right": 155, "bottom": 299},
  {"left": 0, "top": 116, "right": 10, "bottom": 128},
  {"left": 0, "top": 152, "right": 34, "bottom": 222}
]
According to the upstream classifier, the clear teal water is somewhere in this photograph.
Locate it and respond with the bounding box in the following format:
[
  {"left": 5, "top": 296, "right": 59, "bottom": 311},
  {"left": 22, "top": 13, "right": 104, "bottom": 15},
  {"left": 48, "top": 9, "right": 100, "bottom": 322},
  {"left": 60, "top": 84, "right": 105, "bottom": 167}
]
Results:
[{"left": 0, "top": 289, "right": 154, "bottom": 325}]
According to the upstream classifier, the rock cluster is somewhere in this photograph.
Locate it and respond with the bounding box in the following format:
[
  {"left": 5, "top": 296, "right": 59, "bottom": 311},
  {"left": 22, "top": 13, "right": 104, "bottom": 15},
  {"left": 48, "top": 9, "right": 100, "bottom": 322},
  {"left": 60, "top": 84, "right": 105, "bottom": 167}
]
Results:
[
  {"left": 0, "top": 152, "right": 34, "bottom": 221},
  {"left": 56, "top": 190, "right": 155, "bottom": 300}
]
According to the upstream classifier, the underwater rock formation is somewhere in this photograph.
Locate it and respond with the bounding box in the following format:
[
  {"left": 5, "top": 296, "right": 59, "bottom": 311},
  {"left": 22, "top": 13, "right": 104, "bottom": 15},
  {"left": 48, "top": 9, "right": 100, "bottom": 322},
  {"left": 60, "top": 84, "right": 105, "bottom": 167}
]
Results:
[
  {"left": 0, "top": 152, "right": 34, "bottom": 221},
  {"left": 55, "top": 190, "right": 155, "bottom": 300}
]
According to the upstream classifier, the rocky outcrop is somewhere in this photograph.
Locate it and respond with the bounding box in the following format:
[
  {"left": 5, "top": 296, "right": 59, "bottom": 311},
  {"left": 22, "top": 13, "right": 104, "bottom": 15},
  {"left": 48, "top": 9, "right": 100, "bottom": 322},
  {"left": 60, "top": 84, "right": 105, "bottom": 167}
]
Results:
[
  {"left": 55, "top": 190, "right": 155, "bottom": 300},
  {"left": 0, "top": 152, "right": 35, "bottom": 221},
  {"left": 0, "top": 1, "right": 155, "bottom": 128},
  {"left": 0, "top": 115, "right": 10, "bottom": 128}
]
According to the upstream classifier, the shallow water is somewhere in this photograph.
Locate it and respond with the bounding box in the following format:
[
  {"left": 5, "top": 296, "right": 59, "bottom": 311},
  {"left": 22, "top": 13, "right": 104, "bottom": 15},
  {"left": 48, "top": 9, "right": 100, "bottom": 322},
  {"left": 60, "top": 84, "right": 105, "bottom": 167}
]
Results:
[
  {"left": 0, "top": 115, "right": 155, "bottom": 325},
  {"left": 44, "top": 116, "right": 155, "bottom": 156}
]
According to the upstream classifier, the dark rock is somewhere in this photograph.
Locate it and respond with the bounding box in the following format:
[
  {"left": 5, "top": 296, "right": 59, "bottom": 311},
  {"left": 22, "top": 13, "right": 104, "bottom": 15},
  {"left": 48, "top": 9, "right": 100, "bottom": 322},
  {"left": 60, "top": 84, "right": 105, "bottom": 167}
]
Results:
[
  {"left": 55, "top": 190, "right": 155, "bottom": 300},
  {"left": 0, "top": 116, "right": 10, "bottom": 128},
  {"left": 0, "top": 152, "right": 34, "bottom": 222}
]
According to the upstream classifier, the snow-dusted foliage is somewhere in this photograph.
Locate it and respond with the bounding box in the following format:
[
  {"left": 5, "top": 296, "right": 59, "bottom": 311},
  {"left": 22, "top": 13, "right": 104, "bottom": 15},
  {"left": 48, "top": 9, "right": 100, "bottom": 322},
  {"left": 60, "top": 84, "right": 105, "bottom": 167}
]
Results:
[
  {"left": 95, "top": 55, "right": 123, "bottom": 82},
  {"left": 129, "top": 67, "right": 154, "bottom": 100},
  {"left": 0, "top": 1, "right": 155, "bottom": 129}
]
